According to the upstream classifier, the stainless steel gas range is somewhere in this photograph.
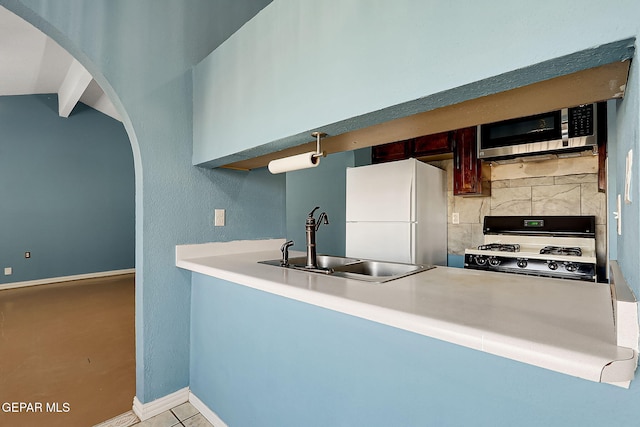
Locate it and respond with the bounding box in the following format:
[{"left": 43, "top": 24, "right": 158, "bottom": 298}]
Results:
[{"left": 464, "top": 216, "right": 597, "bottom": 282}]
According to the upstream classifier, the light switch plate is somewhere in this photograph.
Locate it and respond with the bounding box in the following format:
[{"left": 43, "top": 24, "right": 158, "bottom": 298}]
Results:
[
  {"left": 214, "top": 209, "right": 225, "bottom": 226},
  {"left": 624, "top": 149, "right": 633, "bottom": 204},
  {"left": 616, "top": 194, "right": 622, "bottom": 235}
]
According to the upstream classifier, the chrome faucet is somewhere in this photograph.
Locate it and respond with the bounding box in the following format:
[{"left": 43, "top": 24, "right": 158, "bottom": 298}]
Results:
[
  {"left": 280, "top": 240, "right": 294, "bottom": 266},
  {"left": 305, "top": 206, "right": 329, "bottom": 269}
]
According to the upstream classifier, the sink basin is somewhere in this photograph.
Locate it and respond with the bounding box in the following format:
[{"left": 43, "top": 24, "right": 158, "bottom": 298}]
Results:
[
  {"left": 333, "top": 260, "right": 424, "bottom": 277},
  {"left": 287, "top": 255, "right": 361, "bottom": 269},
  {"left": 259, "top": 255, "right": 360, "bottom": 270},
  {"left": 259, "top": 254, "right": 433, "bottom": 283}
]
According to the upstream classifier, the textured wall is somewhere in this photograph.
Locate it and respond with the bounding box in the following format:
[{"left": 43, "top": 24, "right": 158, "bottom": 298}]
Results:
[
  {"left": 193, "top": 0, "right": 640, "bottom": 294},
  {"left": 190, "top": 1, "right": 640, "bottom": 424},
  {"left": 285, "top": 151, "right": 355, "bottom": 256},
  {"left": 0, "top": 0, "right": 280, "bottom": 403},
  {"left": 193, "top": 0, "right": 639, "bottom": 167},
  {"left": 0, "top": 95, "right": 134, "bottom": 284},
  {"left": 614, "top": 59, "right": 640, "bottom": 294},
  {"left": 5, "top": 0, "right": 639, "bottom": 417}
]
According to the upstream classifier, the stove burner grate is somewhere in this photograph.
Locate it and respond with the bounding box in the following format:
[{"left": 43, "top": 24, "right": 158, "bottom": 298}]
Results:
[
  {"left": 477, "top": 243, "right": 520, "bottom": 252},
  {"left": 539, "top": 246, "right": 582, "bottom": 256}
]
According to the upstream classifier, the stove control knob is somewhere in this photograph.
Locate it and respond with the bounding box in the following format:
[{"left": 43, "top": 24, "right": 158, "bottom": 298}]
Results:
[
  {"left": 474, "top": 255, "right": 487, "bottom": 266},
  {"left": 488, "top": 257, "right": 501, "bottom": 267},
  {"left": 516, "top": 259, "right": 528, "bottom": 269},
  {"left": 547, "top": 261, "right": 559, "bottom": 271},
  {"left": 565, "top": 263, "right": 577, "bottom": 272}
]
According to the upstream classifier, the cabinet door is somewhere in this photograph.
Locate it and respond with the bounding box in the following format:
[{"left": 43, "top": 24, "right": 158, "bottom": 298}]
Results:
[
  {"left": 597, "top": 102, "right": 607, "bottom": 193},
  {"left": 413, "top": 131, "right": 451, "bottom": 156},
  {"left": 372, "top": 140, "right": 412, "bottom": 164},
  {"left": 453, "top": 126, "right": 487, "bottom": 196}
]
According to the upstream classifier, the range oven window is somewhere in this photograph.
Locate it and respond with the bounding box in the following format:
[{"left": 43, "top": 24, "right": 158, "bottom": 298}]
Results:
[{"left": 481, "top": 111, "right": 561, "bottom": 148}]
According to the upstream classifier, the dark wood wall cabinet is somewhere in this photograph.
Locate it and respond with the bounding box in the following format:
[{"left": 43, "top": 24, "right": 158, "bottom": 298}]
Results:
[
  {"left": 371, "top": 131, "right": 452, "bottom": 164},
  {"left": 372, "top": 127, "right": 489, "bottom": 197},
  {"left": 452, "top": 127, "right": 489, "bottom": 196},
  {"left": 413, "top": 131, "right": 452, "bottom": 157},
  {"left": 597, "top": 102, "right": 608, "bottom": 193},
  {"left": 371, "top": 140, "right": 413, "bottom": 164}
]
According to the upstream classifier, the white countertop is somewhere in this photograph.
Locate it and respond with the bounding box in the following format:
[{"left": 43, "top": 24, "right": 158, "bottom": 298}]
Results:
[{"left": 176, "top": 239, "right": 637, "bottom": 386}]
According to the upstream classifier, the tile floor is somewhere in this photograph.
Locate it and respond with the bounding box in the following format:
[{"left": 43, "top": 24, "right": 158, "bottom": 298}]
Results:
[
  {"left": 132, "top": 402, "right": 214, "bottom": 427},
  {"left": 95, "top": 402, "right": 214, "bottom": 427}
]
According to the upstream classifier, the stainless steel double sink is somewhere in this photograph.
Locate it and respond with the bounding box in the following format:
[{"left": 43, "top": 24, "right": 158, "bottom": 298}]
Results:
[{"left": 259, "top": 255, "right": 433, "bottom": 283}]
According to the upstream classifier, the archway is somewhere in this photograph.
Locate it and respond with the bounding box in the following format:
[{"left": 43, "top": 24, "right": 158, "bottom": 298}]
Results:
[{"left": 0, "top": 6, "right": 139, "bottom": 426}]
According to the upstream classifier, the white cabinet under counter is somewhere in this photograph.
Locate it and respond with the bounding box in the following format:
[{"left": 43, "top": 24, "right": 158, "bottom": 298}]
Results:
[{"left": 177, "top": 239, "right": 637, "bottom": 387}]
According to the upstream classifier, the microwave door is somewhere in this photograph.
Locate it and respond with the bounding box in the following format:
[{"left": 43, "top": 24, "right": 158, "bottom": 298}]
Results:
[
  {"left": 477, "top": 103, "right": 599, "bottom": 160},
  {"left": 481, "top": 110, "right": 562, "bottom": 149}
]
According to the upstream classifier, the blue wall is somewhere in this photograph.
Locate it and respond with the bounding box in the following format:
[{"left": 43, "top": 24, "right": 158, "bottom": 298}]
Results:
[
  {"left": 0, "top": 95, "right": 134, "bottom": 284},
  {"left": 191, "top": 273, "right": 640, "bottom": 427},
  {"left": 613, "top": 58, "right": 640, "bottom": 293},
  {"left": 1, "top": 0, "right": 280, "bottom": 403},
  {"left": 5, "top": 0, "right": 640, "bottom": 421},
  {"left": 285, "top": 151, "right": 355, "bottom": 256},
  {"left": 193, "top": 0, "right": 640, "bottom": 168},
  {"left": 193, "top": 0, "right": 640, "bottom": 293},
  {"left": 285, "top": 148, "right": 372, "bottom": 257},
  {"left": 189, "top": 1, "right": 640, "bottom": 425}
]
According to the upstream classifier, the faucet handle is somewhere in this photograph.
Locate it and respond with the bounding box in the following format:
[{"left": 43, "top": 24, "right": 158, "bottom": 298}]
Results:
[
  {"left": 308, "top": 206, "right": 320, "bottom": 218},
  {"left": 280, "top": 240, "right": 294, "bottom": 266}
]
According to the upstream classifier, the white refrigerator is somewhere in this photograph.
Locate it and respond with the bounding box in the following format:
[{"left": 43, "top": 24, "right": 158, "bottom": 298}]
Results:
[{"left": 345, "top": 158, "right": 447, "bottom": 266}]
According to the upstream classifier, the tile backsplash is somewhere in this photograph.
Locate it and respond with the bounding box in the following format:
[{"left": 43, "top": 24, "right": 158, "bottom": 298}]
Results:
[{"left": 427, "top": 157, "right": 607, "bottom": 267}]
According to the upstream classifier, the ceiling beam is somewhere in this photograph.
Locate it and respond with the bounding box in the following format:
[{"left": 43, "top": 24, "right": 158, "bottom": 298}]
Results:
[
  {"left": 58, "top": 58, "right": 93, "bottom": 118},
  {"left": 79, "top": 80, "right": 122, "bottom": 122}
]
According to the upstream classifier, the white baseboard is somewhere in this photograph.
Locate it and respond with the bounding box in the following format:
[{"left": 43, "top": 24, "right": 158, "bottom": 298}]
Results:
[
  {"left": 0, "top": 268, "right": 135, "bottom": 291},
  {"left": 132, "top": 387, "right": 189, "bottom": 421},
  {"left": 189, "top": 391, "right": 228, "bottom": 427}
]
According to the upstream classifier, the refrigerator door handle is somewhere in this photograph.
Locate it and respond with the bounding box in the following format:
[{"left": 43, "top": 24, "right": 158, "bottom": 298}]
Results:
[{"left": 410, "top": 222, "right": 415, "bottom": 264}]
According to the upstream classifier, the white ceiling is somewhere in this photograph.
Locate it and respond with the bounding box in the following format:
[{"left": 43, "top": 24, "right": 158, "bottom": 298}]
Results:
[{"left": 0, "top": 6, "right": 120, "bottom": 121}]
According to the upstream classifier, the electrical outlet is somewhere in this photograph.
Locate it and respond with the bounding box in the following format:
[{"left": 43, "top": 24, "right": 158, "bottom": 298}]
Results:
[
  {"left": 25, "top": 251, "right": 31, "bottom": 258},
  {"left": 4, "top": 267, "right": 12, "bottom": 275},
  {"left": 214, "top": 209, "right": 225, "bottom": 226},
  {"left": 452, "top": 212, "right": 460, "bottom": 224}
]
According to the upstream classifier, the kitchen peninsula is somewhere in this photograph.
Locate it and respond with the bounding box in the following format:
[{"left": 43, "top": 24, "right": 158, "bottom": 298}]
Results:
[{"left": 177, "top": 239, "right": 637, "bottom": 387}]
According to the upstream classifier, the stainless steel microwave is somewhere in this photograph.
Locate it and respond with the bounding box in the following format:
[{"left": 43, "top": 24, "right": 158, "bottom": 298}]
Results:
[{"left": 477, "top": 103, "right": 604, "bottom": 160}]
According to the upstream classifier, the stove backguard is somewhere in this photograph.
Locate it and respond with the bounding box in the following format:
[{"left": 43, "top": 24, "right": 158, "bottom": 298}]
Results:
[{"left": 483, "top": 216, "right": 595, "bottom": 238}]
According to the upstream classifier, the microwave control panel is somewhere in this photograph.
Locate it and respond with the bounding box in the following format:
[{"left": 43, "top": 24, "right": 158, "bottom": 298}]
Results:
[{"left": 568, "top": 104, "right": 594, "bottom": 138}]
